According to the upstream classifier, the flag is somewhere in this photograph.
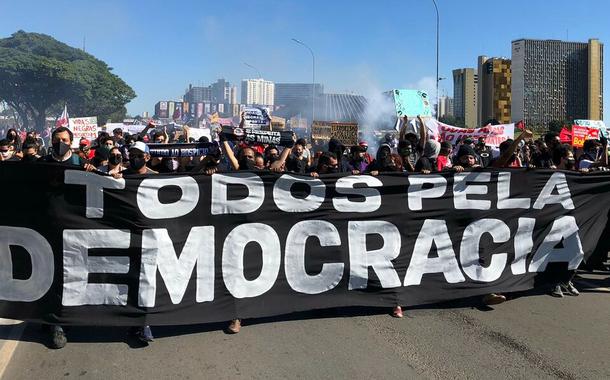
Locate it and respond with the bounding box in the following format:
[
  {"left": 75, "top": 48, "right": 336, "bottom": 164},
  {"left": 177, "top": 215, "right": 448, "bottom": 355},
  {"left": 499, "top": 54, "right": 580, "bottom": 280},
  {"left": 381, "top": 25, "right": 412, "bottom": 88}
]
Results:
[
  {"left": 515, "top": 120, "right": 525, "bottom": 131},
  {"left": 559, "top": 127, "right": 572, "bottom": 144},
  {"left": 55, "top": 104, "right": 69, "bottom": 128}
]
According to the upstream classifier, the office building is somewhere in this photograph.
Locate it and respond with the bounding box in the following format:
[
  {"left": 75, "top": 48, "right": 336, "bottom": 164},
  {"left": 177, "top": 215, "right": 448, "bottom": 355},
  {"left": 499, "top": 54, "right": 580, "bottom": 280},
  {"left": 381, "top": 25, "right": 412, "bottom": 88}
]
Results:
[
  {"left": 210, "top": 79, "right": 238, "bottom": 104},
  {"left": 184, "top": 84, "right": 212, "bottom": 104},
  {"left": 241, "top": 78, "right": 275, "bottom": 107},
  {"left": 453, "top": 68, "right": 478, "bottom": 127},
  {"left": 274, "top": 83, "right": 324, "bottom": 106},
  {"left": 477, "top": 56, "right": 511, "bottom": 125},
  {"left": 511, "top": 38, "right": 603, "bottom": 126},
  {"left": 438, "top": 96, "right": 454, "bottom": 118}
]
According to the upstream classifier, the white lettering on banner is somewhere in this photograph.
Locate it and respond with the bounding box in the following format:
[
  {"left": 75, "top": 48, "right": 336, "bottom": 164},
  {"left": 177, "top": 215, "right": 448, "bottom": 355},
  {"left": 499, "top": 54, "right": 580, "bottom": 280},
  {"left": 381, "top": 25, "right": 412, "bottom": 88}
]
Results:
[
  {"left": 285, "top": 221, "right": 343, "bottom": 294},
  {"left": 64, "top": 170, "right": 126, "bottom": 218},
  {"left": 137, "top": 176, "right": 199, "bottom": 219},
  {"left": 211, "top": 173, "right": 264, "bottom": 215},
  {"left": 497, "top": 172, "right": 530, "bottom": 209},
  {"left": 222, "top": 223, "right": 281, "bottom": 298},
  {"left": 0, "top": 226, "right": 54, "bottom": 302},
  {"left": 62, "top": 229, "right": 130, "bottom": 306},
  {"left": 139, "top": 227, "right": 214, "bottom": 307},
  {"left": 333, "top": 175, "right": 383, "bottom": 213},
  {"left": 511, "top": 218, "right": 536, "bottom": 275},
  {"left": 273, "top": 174, "right": 325, "bottom": 212},
  {"left": 459, "top": 219, "right": 510, "bottom": 282},
  {"left": 533, "top": 172, "right": 575, "bottom": 210},
  {"left": 348, "top": 221, "right": 401, "bottom": 290},
  {"left": 528, "top": 216, "right": 583, "bottom": 272},
  {"left": 453, "top": 172, "right": 492, "bottom": 210},
  {"left": 404, "top": 220, "right": 466, "bottom": 286},
  {"left": 408, "top": 175, "right": 447, "bottom": 211}
]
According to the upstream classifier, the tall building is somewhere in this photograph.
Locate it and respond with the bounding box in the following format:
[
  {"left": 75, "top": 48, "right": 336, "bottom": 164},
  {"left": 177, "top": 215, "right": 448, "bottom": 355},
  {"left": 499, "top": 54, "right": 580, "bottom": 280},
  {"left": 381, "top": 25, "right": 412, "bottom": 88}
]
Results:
[
  {"left": 438, "top": 96, "right": 454, "bottom": 118},
  {"left": 184, "top": 84, "right": 212, "bottom": 103},
  {"left": 453, "top": 68, "right": 478, "bottom": 127},
  {"left": 511, "top": 38, "right": 603, "bottom": 126},
  {"left": 210, "top": 79, "right": 237, "bottom": 104},
  {"left": 477, "top": 56, "right": 511, "bottom": 125},
  {"left": 241, "top": 79, "right": 275, "bottom": 107},
  {"left": 274, "top": 83, "right": 324, "bottom": 106}
]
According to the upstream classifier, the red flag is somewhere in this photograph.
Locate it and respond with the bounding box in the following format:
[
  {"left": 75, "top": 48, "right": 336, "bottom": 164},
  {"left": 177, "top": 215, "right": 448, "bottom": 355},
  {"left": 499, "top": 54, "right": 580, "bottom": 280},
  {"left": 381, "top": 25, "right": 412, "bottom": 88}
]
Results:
[
  {"left": 515, "top": 120, "right": 525, "bottom": 131},
  {"left": 55, "top": 104, "right": 69, "bottom": 128},
  {"left": 559, "top": 127, "right": 572, "bottom": 144}
]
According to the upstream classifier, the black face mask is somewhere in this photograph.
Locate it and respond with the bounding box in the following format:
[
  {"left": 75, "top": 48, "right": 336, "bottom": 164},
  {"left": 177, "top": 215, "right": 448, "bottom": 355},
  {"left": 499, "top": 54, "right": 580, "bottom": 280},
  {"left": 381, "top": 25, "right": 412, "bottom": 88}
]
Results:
[
  {"left": 109, "top": 155, "right": 122, "bottom": 166},
  {"left": 327, "top": 167, "right": 340, "bottom": 174},
  {"left": 239, "top": 158, "right": 257, "bottom": 171},
  {"left": 52, "top": 141, "right": 71, "bottom": 157},
  {"left": 22, "top": 155, "right": 38, "bottom": 162},
  {"left": 130, "top": 157, "right": 146, "bottom": 170}
]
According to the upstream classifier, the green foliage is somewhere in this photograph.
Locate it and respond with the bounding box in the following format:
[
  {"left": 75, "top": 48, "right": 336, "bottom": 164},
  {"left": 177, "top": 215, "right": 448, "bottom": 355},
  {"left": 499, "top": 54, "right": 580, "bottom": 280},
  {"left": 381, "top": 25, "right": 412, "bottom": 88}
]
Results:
[{"left": 0, "top": 30, "right": 135, "bottom": 128}]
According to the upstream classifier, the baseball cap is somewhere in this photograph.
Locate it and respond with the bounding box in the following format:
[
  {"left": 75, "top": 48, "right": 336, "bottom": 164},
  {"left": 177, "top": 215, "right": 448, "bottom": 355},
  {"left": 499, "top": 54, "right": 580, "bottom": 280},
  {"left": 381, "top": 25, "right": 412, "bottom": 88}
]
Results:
[
  {"left": 79, "top": 138, "right": 91, "bottom": 147},
  {"left": 129, "top": 141, "right": 149, "bottom": 154}
]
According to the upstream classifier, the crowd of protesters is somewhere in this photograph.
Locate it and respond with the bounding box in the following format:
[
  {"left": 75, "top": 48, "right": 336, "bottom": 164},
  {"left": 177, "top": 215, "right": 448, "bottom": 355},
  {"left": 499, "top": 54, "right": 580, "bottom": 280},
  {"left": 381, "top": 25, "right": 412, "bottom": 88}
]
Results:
[{"left": 1, "top": 113, "right": 609, "bottom": 348}]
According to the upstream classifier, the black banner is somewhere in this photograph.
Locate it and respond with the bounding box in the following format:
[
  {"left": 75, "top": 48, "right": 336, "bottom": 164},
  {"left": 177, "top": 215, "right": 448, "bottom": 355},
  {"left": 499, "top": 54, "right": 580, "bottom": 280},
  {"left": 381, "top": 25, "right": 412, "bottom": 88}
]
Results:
[
  {"left": 148, "top": 142, "right": 220, "bottom": 157},
  {"left": 221, "top": 126, "right": 295, "bottom": 147},
  {"left": 1, "top": 163, "right": 609, "bottom": 326}
]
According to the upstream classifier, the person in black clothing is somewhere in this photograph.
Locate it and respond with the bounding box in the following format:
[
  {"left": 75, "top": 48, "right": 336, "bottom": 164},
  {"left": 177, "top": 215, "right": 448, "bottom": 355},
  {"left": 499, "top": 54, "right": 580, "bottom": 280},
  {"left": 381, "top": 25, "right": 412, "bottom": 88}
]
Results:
[
  {"left": 367, "top": 143, "right": 400, "bottom": 175},
  {"left": 39, "top": 127, "right": 84, "bottom": 167},
  {"left": 0, "top": 139, "right": 19, "bottom": 161},
  {"left": 285, "top": 141, "right": 309, "bottom": 174}
]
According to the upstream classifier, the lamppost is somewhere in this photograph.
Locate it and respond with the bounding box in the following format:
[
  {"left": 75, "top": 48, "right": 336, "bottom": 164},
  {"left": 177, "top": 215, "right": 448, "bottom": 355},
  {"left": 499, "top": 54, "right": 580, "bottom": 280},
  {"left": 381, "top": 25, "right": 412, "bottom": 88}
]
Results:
[
  {"left": 291, "top": 38, "right": 316, "bottom": 124},
  {"left": 243, "top": 62, "right": 262, "bottom": 79},
  {"left": 432, "top": 0, "right": 440, "bottom": 117}
]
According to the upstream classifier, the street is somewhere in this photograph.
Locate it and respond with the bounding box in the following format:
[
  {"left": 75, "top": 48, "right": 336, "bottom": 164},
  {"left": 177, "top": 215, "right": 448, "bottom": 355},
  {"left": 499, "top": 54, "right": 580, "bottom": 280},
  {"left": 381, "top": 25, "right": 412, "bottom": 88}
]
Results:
[{"left": 0, "top": 270, "right": 608, "bottom": 380}]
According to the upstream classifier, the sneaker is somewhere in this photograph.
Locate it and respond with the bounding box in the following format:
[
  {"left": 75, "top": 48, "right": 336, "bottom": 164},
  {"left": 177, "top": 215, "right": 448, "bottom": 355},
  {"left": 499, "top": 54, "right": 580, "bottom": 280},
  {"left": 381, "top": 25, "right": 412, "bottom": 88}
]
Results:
[
  {"left": 392, "top": 306, "right": 404, "bottom": 318},
  {"left": 227, "top": 319, "right": 241, "bottom": 334},
  {"left": 551, "top": 285, "right": 564, "bottom": 298},
  {"left": 482, "top": 293, "right": 507, "bottom": 305},
  {"left": 50, "top": 325, "right": 67, "bottom": 349},
  {"left": 562, "top": 282, "right": 580, "bottom": 296},
  {"left": 135, "top": 326, "right": 154, "bottom": 343}
]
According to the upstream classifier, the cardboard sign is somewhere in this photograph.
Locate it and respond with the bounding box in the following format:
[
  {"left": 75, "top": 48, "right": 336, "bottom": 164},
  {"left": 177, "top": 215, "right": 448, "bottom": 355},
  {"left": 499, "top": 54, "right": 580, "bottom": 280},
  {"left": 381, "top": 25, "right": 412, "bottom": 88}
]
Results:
[
  {"left": 68, "top": 117, "right": 98, "bottom": 148},
  {"left": 243, "top": 107, "right": 271, "bottom": 129},
  {"left": 311, "top": 121, "right": 359, "bottom": 146},
  {"left": 391, "top": 89, "right": 432, "bottom": 118}
]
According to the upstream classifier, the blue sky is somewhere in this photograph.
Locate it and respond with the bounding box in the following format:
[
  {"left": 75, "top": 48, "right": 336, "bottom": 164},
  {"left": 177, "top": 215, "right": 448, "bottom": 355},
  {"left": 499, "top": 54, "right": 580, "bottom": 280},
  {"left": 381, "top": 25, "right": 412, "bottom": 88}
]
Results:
[{"left": 1, "top": 0, "right": 608, "bottom": 122}]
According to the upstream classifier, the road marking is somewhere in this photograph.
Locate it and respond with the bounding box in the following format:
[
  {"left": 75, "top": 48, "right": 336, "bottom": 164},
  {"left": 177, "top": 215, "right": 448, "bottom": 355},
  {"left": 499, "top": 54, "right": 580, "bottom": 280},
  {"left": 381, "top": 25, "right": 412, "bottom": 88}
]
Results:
[{"left": 0, "top": 319, "right": 25, "bottom": 380}]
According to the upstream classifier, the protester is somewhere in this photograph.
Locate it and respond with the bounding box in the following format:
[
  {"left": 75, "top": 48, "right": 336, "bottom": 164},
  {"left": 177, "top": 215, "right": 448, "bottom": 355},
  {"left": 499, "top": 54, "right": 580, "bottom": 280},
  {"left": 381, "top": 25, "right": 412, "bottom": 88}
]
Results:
[
  {"left": 20, "top": 139, "right": 40, "bottom": 162},
  {"left": 436, "top": 142, "right": 453, "bottom": 171},
  {"left": 0, "top": 139, "right": 19, "bottom": 161},
  {"left": 97, "top": 146, "right": 126, "bottom": 177},
  {"left": 343, "top": 145, "right": 368, "bottom": 174},
  {"left": 39, "top": 127, "right": 84, "bottom": 166}
]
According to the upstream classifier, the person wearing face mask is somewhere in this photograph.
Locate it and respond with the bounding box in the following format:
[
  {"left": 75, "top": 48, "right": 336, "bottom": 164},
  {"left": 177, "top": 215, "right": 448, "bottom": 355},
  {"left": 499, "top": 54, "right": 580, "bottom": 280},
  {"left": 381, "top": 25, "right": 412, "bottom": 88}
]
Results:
[
  {"left": 97, "top": 147, "right": 125, "bottom": 177},
  {"left": 286, "top": 142, "right": 310, "bottom": 174},
  {"left": 0, "top": 139, "right": 19, "bottom": 161},
  {"left": 5, "top": 128, "right": 21, "bottom": 153},
  {"left": 39, "top": 127, "right": 84, "bottom": 166},
  {"left": 367, "top": 144, "right": 400, "bottom": 175},
  {"left": 310, "top": 151, "right": 340, "bottom": 177},
  {"left": 20, "top": 140, "right": 40, "bottom": 162},
  {"left": 578, "top": 139, "right": 605, "bottom": 171},
  {"left": 124, "top": 141, "right": 156, "bottom": 174},
  {"left": 264, "top": 145, "right": 280, "bottom": 168},
  {"left": 343, "top": 145, "right": 368, "bottom": 174},
  {"left": 557, "top": 146, "right": 576, "bottom": 171}
]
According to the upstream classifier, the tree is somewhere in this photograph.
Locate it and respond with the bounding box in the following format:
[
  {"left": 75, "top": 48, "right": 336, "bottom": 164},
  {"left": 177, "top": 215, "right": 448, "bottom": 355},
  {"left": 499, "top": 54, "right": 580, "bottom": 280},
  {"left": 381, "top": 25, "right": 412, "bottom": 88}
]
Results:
[
  {"left": 547, "top": 120, "right": 563, "bottom": 133},
  {"left": 0, "top": 30, "right": 135, "bottom": 130}
]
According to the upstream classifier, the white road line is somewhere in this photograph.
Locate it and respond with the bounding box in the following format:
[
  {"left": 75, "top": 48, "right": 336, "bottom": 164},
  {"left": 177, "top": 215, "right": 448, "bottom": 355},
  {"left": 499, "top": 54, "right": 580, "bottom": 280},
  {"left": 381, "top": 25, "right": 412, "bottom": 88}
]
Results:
[{"left": 0, "top": 319, "right": 25, "bottom": 380}]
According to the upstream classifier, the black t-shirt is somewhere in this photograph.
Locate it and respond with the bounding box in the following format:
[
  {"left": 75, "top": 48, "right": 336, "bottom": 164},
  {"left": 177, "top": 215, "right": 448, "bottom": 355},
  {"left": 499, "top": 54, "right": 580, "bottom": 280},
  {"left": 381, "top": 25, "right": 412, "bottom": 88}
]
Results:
[{"left": 39, "top": 153, "right": 84, "bottom": 166}]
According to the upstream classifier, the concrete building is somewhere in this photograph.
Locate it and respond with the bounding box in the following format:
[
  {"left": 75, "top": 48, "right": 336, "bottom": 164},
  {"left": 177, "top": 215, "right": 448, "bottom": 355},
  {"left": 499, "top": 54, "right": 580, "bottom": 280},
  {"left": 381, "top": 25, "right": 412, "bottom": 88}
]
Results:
[
  {"left": 274, "top": 83, "right": 324, "bottom": 106},
  {"left": 511, "top": 38, "right": 603, "bottom": 127},
  {"left": 241, "top": 78, "right": 275, "bottom": 107},
  {"left": 453, "top": 68, "right": 478, "bottom": 127},
  {"left": 477, "top": 56, "right": 512, "bottom": 125},
  {"left": 210, "top": 79, "right": 238, "bottom": 105},
  {"left": 438, "top": 96, "right": 454, "bottom": 118},
  {"left": 184, "top": 84, "right": 212, "bottom": 104}
]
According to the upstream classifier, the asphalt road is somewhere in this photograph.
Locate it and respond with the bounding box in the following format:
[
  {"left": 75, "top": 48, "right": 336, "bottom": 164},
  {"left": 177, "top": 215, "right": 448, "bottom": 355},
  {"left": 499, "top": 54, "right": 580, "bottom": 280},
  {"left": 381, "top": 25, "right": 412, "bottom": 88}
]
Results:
[{"left": 0, "top": 270, "right": 608, "bottom": 380}]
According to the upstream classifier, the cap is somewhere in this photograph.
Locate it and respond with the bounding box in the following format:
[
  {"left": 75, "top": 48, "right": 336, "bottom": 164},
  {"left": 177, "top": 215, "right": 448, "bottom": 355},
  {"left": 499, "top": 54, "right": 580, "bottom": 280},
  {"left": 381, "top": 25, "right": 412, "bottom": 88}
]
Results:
[
  {"left": 358, "top": 141, "right": 368, "bottom": 147},
  {"left": 79, "top": 138, "right": 91, "bottom": 147},
  {"left": 129, "top": 141, "right": 149, "bottom": 154}
]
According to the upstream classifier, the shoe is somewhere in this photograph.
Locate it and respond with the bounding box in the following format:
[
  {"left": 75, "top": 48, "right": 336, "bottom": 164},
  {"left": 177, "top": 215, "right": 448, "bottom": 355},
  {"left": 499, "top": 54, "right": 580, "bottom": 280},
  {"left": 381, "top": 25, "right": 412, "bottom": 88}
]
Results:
[
  {"left": 482, "top": 293, "right": 507, "bottom": 305},
  {"left": 227, "top": 319, "right": 241, "bottom": 334},
  {"left": 135, "top": 326, "right": 154, "bottom": 343},
  {"left": 50, "top": 325, "right": 67, "bottom": 349},
  {"left": 551, "top": 285, "right": 564, "bottom": 298},
  {"left": 562, "top": 282, "right": 580, "bottom": 296},
  {"left": 392, "top": 306, "right": 404, "bottom": 318}
]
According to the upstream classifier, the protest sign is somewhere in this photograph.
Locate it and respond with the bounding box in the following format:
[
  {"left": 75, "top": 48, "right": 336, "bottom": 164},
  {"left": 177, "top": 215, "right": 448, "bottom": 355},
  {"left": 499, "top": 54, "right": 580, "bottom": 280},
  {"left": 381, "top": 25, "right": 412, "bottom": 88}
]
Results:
[
  {"left": 571, "top": 125, "right": 599, "bottom": 148},
  {"left": 243, "top": 107, "right": 271, "bottom": 129},
  {"left": 188, "top": 127, "right": 212, "bottom": 142},
  {"left": 311, "top": 121, "right": 359, "bottom": 146},
  {"left": 0, "top": 165, "right": 609, "bottom": 325},
  {"left": 437, "top": 121, "right": 515, "bottom": 147},
  {"left": 148, "top": 142, "right": 220, "bottom": 157},
  {"left": 390, "top": 89, "right": 432, "bottom": 118},
  {"left": 574, "top": 119, "right": 608, "bottom": 138},
  {"left": 68, "top": 117, "right": 98, "bottom": 148},
  {"left": 221, "top": 126, "right": 295, "bottom": 147}
]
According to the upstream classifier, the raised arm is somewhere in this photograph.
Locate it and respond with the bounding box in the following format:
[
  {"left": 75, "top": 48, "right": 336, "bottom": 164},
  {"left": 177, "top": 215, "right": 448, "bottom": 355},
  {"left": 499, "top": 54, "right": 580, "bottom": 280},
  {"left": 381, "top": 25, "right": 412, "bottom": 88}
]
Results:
[
  {"left": 222, "top": 140, "right": 240, "bottom": 170},
  {"left": 493, "top": 129, "right": 533, "bottom": 168},
  {"left": 417, "top": 115, "right": 427, "bottom": 149}
]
